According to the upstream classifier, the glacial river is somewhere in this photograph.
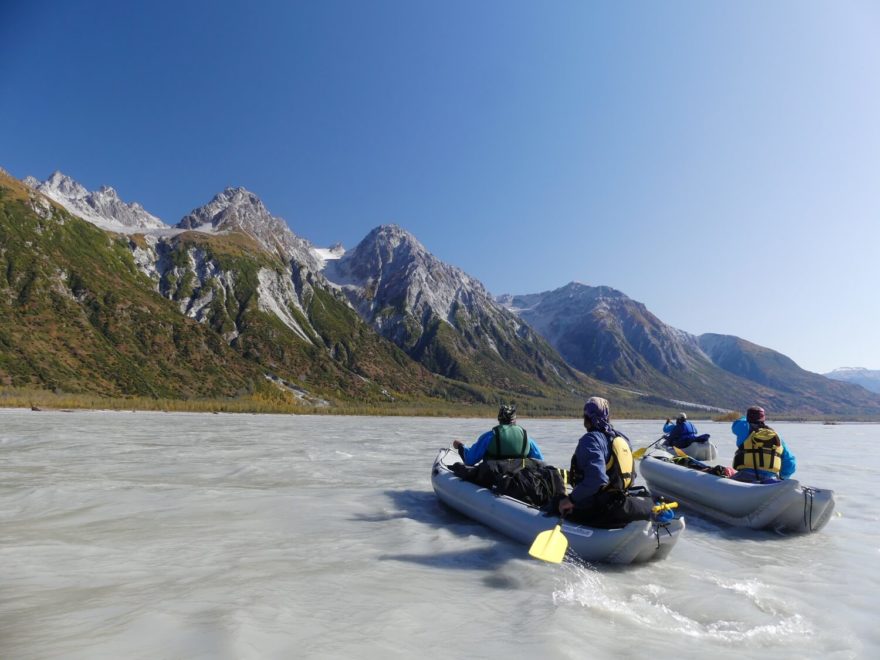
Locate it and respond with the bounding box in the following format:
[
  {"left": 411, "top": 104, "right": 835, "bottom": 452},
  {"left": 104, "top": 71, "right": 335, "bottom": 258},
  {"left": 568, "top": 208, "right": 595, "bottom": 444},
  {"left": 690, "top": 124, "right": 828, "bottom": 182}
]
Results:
[{"left": 0, "top": 410, "right": 876, "bottom": 659}]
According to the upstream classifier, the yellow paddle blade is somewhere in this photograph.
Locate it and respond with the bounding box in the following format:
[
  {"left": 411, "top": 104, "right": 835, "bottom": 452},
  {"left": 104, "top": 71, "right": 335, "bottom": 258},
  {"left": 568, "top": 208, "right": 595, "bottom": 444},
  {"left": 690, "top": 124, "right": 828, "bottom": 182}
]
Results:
[
  {"left": 528, "top": 524, "right": 568, "bottom": 563},
  {"left": 672, "top": 447, "right": 689, "bottom": 458},
  {"left": 632, "top": 446, "right": 648, "bottom": 459}
]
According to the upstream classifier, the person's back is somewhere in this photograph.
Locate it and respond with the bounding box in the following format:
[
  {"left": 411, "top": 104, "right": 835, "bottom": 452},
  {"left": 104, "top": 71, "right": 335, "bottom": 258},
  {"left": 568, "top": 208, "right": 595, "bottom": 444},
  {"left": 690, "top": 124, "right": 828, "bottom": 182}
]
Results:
[
  {"left": 485, "top": 422, "right": 529, "bottom": 460},
  {"left": 558, "top": 397, "right": 654, "bottom": 528},
  {"left": 732, "top": 406, "right": 797, "bottom": 481},
  {"left": 663, "top": 413, "right": 699, "bottom": 448},
  {"left": 453, "top": 404, "right": 544, "bottom": 466}
]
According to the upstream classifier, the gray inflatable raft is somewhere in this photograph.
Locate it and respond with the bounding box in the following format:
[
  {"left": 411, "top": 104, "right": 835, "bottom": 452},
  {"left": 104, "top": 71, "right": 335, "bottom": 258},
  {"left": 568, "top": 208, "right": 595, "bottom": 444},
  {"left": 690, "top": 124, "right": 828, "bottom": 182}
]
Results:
[
  {"left": 678, "top": 440, "right": 718, "bottom": 461},
  {"left": 639, "top": 455, "right": 835, "bottom": 533},
  {"left": 431, "top": 448, "right": 685, "bottom": 564}
]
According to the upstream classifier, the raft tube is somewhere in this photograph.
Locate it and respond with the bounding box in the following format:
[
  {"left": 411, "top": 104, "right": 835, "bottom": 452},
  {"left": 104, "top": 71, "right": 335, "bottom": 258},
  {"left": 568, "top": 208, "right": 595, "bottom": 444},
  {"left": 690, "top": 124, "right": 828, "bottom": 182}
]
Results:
[
  {"left": 431, "top": 448, "right": 685, "bottom": 564},
  {"left": 678, "top": 440, "right": 718, "bottom": 461},
  {"left": 639, "top": 454, "right": 835, "bottom": 533}
]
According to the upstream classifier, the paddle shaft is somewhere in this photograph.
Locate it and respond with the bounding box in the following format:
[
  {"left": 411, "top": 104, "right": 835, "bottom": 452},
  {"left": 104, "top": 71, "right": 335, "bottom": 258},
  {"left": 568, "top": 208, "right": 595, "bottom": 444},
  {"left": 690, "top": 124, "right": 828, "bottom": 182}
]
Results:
[
  {"left": 672, "top": 446, "right": 710, "bottom": 469},
  {"left": 633, "top": 435, "right": 668, "bottom": 459}
]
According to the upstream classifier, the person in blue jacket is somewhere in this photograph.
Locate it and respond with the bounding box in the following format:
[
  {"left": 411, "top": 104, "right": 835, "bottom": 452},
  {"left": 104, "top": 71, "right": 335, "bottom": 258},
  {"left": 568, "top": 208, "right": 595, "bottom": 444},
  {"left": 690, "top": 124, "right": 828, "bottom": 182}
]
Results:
[
  {"left": 662, "top": 412, "right": 702, "bottom": 448},
  {"left": 731, "top": 406, "right": 797, "bottom": 481},
  {"left": 557, "top": 397, "right": 653, "bottom": 526},
  {"left": 452, "top": 404, "right": 544, "bottom": 465}
]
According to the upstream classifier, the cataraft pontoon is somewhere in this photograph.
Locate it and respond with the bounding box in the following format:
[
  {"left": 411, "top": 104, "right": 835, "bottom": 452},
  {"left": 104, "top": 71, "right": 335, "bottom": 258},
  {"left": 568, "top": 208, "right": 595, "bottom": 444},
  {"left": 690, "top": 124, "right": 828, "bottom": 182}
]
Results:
[
  {"left": 676, "top": 439, "right": 718, "bottom": 461},
  {"left": 639, "top": 454, "right": 835, "bottom": 533},
  {"left": 431, "top": 448, "right": 685, "bottom": 564}
]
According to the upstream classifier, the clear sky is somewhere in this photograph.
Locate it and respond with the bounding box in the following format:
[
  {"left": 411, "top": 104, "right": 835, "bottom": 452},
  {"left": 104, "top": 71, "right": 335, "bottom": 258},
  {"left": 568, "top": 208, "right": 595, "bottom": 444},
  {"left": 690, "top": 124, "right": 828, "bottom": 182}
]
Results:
[{"left": 2, "top": 1, "right": 878, "bottom": 374}]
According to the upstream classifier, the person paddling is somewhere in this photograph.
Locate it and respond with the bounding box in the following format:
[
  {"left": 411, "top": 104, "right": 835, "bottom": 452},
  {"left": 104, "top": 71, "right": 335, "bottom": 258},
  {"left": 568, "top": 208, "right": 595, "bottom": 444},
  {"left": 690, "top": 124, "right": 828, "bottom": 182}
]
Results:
[
  {"left": 731, "top": 406, "right": 797, "bottom": 482},
  {"left": 453, "top": 404, "right": 544, "bottom": 465},
  {"left": 556, "top": 397, "right": 654, "bottom": 527},
  {"left": 662, "top": 412, "right": 705, "bottom": 448}
]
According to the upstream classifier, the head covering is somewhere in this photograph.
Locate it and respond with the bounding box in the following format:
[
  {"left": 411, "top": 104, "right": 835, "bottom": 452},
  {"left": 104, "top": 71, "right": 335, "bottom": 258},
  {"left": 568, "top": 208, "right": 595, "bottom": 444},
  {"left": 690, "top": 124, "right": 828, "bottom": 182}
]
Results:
[
  {"left": 676, "top": 412, "right": 687, "bottom": 423},
  {"left": 583, "top": 396, "right": 612, "bottom": 434},
  {"left": 497, "top": 404, "right": 517, "bottom": 425},
  {"left": 746, "top": 406, "right": 766, "bottom": 424}
]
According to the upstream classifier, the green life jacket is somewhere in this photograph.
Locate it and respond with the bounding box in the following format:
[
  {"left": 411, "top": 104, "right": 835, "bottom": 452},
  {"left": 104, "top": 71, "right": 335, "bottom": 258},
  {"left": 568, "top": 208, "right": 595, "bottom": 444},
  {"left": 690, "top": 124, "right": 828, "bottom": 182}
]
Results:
[
  {"left": 485, "top": 424, "right": 529, "bottom": 459},
  {"left": 734, "top": 426, "right": 782, "bottom": 476}
]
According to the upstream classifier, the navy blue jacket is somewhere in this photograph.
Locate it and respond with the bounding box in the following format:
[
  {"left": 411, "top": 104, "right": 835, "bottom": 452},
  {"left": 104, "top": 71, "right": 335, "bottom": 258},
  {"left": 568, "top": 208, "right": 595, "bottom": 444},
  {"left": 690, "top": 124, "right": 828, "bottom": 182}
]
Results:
[{"left": 569, "top": 430, "right": 631, "bottom": 506}]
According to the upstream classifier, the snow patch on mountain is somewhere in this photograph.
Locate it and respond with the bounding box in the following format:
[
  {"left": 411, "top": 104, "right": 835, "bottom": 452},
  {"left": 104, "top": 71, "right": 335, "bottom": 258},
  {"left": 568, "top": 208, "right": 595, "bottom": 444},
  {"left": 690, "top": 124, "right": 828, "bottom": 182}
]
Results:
[{"left": 313, "top": 243, "right": 345, "bottom": 269}]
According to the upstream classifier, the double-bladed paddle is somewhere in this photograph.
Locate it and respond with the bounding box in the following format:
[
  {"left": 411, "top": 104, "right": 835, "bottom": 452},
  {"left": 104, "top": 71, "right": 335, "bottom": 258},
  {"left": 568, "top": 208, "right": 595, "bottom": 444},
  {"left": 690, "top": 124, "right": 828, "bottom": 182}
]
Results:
[
  {"left": 633, "top": 435, "right": 668, "bottom": 459},
  {"left": 671, "top": 445, "right": 711, "bottom": 469}
]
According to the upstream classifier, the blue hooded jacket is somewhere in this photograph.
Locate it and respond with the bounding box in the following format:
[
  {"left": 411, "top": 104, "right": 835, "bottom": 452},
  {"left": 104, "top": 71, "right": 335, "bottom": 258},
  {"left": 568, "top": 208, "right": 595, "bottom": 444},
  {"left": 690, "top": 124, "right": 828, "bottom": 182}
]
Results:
[
  {"left": 663, "top": 419, "right": 699, "bottom": 446},
  {"left": 731, "top": 416, "right": 796, "bottom": 479}
]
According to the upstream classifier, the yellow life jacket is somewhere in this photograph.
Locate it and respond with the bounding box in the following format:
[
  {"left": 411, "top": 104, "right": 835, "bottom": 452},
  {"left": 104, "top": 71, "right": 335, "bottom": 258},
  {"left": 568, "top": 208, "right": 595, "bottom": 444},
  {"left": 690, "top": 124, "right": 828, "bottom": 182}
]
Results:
[
  {"left": 605, "top": 435, "right": 634, "bottom": 490},
  {"left": 568, "top": 433, "right": 634, "bottom": 491},
  {"left": 734, "top": 427, "right": 783, "bottom": 475}
]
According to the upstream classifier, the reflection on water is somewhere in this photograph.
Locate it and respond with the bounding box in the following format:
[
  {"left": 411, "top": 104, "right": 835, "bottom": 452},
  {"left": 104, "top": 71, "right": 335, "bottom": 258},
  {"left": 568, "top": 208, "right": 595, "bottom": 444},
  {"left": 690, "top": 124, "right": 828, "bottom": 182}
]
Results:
[{"left": 0, "top": 410, "right": 875, "bottom": 659}]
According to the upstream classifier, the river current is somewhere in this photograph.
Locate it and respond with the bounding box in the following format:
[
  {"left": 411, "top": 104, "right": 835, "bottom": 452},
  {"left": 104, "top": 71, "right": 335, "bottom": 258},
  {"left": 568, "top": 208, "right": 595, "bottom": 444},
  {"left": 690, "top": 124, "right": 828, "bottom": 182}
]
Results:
[{"left": 0, "top": 409, "right": 876, "bottom": 659}]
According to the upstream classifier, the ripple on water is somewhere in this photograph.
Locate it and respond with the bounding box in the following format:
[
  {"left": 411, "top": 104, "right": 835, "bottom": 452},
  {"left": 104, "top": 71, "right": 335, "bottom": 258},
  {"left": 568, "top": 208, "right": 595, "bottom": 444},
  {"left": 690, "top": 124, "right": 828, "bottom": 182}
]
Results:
[{"left": 551, "top": 558, "right": 814, "bottom": 651}]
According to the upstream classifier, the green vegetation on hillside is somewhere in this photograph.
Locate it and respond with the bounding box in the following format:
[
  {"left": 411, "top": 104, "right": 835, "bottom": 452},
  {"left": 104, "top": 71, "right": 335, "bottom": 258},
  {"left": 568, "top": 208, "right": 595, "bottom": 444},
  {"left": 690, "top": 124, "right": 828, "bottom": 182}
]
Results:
[
  {"left": 0, "top": 177, "right": 260, "bottom": 398},
  {"left": 2, "top": 173, "right": 624, "bottom": 414}
]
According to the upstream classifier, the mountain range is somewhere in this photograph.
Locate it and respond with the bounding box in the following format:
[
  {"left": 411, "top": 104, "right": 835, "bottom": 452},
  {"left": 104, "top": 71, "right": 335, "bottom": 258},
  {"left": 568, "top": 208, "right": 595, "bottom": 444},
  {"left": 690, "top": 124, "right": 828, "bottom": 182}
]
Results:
[
  {"left": 498, "top": 283, "right": 880, "bottom": 415},
  {"left": 824, "top": 367, "right": 880, "bottom": 394},
  {"left": 4, "top": 167, "right": 878, "bottom": 418}
]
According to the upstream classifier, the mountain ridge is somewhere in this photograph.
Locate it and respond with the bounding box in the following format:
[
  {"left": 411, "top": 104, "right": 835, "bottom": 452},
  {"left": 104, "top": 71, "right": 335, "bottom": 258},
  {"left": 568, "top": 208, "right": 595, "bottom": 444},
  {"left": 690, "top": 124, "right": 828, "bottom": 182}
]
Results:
[
  {"left": 322, "top": 225, "right": 594, "bottom": 395},
  {"left": 6, "top": 166, "right": 877, "bottom": 417},
  {"left": 500, "top": 282, "right": 880, "bottom": 417},
  {"left": 3, "top": 170, "right": 612, "bottom": 414},
  {"left": 24, "top": 171, "right": 166, "bottom": 231},
  {"left": 824, "top": 367, "right": 880, "bottom": 394}
]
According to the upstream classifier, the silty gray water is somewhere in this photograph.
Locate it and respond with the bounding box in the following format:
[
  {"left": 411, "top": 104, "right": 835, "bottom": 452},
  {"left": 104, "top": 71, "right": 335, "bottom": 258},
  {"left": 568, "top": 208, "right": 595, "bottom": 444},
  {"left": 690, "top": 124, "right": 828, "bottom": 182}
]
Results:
[{"left": 0, "top": 410, "right": 875, "bottom": 659}]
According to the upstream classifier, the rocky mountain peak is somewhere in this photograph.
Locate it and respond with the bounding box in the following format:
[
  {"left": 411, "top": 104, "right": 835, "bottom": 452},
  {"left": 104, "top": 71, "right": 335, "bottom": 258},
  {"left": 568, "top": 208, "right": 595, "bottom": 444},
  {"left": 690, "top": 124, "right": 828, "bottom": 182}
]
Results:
[
  {"left": 176, "top": 187, "right": 320, "bottom": 270},
  {"left": 177, "top": 187, "right": 269, "bottom": 230},
  {"left": 344, "top": 224, "right": 428, "bottom": 262},
  {"left": 317, "top": 223, "right": 580, "bottom": 390},
  {"left": 824, "top": 367, "right": 880, "bottom": 394},
  {"left": 500, "top": 281, "right": 704, "bottom": 389},
  {"left": 499, "top": 281, "right": 629, "bottom": 316},
  {"left": 23, "top": 171, "right": 166, "bottom": 231},
  {"left": 327, "top": 223, "right": 489, "bottom": 305},
  {"left": 44, "top": 170, "right": 90, "bottom": 199}
]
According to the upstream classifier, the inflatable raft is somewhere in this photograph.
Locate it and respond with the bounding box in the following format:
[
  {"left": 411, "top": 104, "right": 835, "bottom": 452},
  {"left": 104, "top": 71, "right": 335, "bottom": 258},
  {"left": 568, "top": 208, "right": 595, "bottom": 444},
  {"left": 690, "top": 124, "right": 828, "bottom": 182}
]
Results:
[
  {"left": 639, "top": 454, "right": 835, "bottom": 533},
  {"left": 675, "top": 439, "right": 718, "bottom": 461},
  {"left": 431, "top": 448, "right": 685, "bottom": 564}
]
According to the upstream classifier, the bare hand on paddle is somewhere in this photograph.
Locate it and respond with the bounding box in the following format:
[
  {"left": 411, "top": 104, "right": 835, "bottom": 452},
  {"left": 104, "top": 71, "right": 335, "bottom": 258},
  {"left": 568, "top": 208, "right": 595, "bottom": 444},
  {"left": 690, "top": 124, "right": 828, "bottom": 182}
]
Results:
[{"left": 452, "top": 440, "right": 463, "bottom": 449}]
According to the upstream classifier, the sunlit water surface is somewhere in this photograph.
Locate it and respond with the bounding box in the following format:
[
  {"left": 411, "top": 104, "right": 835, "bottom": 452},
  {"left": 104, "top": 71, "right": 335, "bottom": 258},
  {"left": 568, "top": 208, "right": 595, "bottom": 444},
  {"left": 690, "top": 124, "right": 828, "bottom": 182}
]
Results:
[{"left": 0, "top": 410, "right": 876, "bottom": 659}]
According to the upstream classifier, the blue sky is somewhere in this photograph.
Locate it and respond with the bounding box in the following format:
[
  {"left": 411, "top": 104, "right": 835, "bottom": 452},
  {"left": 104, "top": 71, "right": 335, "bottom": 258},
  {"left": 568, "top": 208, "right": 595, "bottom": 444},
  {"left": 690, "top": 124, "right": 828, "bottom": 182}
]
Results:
[{"left": 2, "top": 1, "right": 878, "bottom": 374}]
